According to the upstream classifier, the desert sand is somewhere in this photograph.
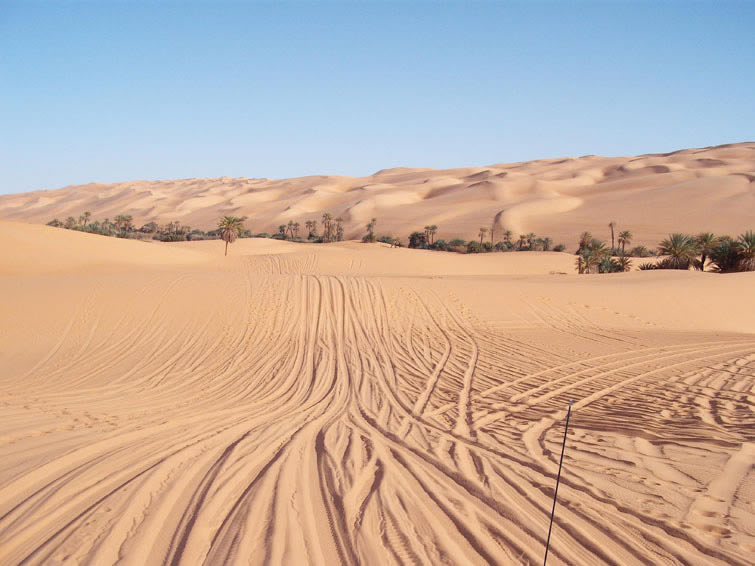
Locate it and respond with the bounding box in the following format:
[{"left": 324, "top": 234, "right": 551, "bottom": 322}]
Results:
[
  {"left": 0, "top": 218, "right": 754, "bottom": 565},
  {"left": 0, "top": 142, "right": 753, "bottom": 248}
]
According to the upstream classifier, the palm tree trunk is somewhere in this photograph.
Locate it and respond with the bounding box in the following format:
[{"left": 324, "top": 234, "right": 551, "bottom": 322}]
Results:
[{"left": 225, "top": 240, "right": 228, "bottom": 256}]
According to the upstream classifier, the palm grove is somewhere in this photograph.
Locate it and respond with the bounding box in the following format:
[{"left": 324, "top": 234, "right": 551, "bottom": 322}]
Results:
[{"left": 47, "top": 213, "right": 754, "bottom": 273}]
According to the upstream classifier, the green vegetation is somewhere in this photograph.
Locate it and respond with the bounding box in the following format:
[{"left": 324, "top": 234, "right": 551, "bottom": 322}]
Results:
[
  {"left": 573, "top": 227, "right": 755, "bottom": 274},
  {"left": 403, "top": 222, "right": 565, "bottom": 255},
  {"left": 45, "top": 213, "right": 754, "bottom": 274},
  {"left": 46, "top": 214, "right": 246, "bottom": 242},
  {"left": 218, "top": 216, "right": 246, "bottom": 256}
]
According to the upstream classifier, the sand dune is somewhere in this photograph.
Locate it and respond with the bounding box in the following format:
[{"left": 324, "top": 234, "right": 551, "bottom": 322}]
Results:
[
  {"left": 1, "top": 142, "right": 753, "bottom": 247},
  {"left": 1, "top": 224, "right": 754, "bottom": 565}
]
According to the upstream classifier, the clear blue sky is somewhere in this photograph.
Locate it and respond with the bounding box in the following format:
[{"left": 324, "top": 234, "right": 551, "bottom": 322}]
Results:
[{"left": 1, "top": 1, "right": 753, "bottom": 194}]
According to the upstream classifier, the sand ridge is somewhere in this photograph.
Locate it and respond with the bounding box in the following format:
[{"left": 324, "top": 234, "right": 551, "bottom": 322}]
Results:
[
  {"left": 1, "top": 142, "right": 753, "bottom": 248},
  {"left": 0, "top": 225, "right": 754, "bottom": 564}
]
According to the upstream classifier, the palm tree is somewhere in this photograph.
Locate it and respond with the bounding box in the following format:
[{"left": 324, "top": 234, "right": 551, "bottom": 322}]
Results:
[
  {"left": 114, "top": 214, "right": 133, "bottom": 233},
  {"left": 608, "top": 221, "right": 616, "bottom": 251},
  {"left": 366, "top": 218, "right": 377, "bottom": 242},
  {"left": 335, "top": 217, "right": 344, "bottom": 241},
  {"left": 278, "top": 225, "right": 286, "bottom": 238},
  {"left": 526, "top": 232, "right": 536, "bottom": 250},
  {"left": 503, "top": 230, "right": 512, "bottom": 245},
  {"left": 218, "top": 216, "right": 245, "bottom": 256},
  {"left": 542, "top": 237, "right": 552, "bottom": 251},
  {"left": 306, "top": 219, "right": 318, "bottom": 239},
  {"left": 81, "top": 211, "right": 91, "bottom": 227},
  {"left": 287, "top": 220, "right": 295, "bottom": 238},
  {"left": 618, "top": 230, "right": 632, "bottom": 255},
  {"left": 576, "top": 254, "right": 585, "bottom": 274},
  {"left": 293, "top": 222, "right": 300, "bottom": 239},
  {"left": 696, "top": 232, "right": 718, "bottom": 271},
  {"left": 577, "top": 231, "right": 592, "bottom": 253},
  {"left": 489, "top": 223, "right": 495, "bottom": 244},
  {"left": 478, "top": 227, "right": 488, "bottom": 244},
  {"left": 582, "top": 239, "right": 610, "bottom": 273},
  {"left": 658, "top": 233, "right": 698, "bottom": 269},
  {"left": 616, "top": 255, "right": 632, "bottom": 272},
  {"left": 429, "top": 225, "right": 438, "bottom": 244},
  {"left": 321, "top": 213, "right": 333, "bottom": 241},
  {"left": 65, "top": 216, "right": 77, "bottom": 229},
  {"left": 737, "top": 230, "right": 755, "bottom": 271},
  {"left": 518, "top": 234, "right": 527, "bottom": 250}
]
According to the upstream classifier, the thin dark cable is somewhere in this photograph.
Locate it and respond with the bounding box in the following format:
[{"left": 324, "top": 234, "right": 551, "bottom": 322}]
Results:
[{"left": 543, "top": 399, "right": 573, "bottom": 566}]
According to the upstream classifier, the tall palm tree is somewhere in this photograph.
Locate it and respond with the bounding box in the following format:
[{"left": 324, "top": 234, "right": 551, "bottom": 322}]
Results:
[
  {"left": 366, "top": 218, "right": 377, "bottom": 241},
  {"left": 478, "top": 227, "right": 488, "bottom": 244},
  {"left": 293, "top": 222, "right": 300, "bottom": 238},
  {"left": 608, "top": 221, "right": 616, "bottom": 251},
  {"left": 503, "top": 230, "right": 512, "bottom": 244},
  {"left": 287, "top": 220, "right": 295, "bottom": 238},
  {"left": 321, "top": 213, "right": 333, "bottom": 241},
  {"left": 335, "top": 217, "right": 344, "bottom": 241},
  {"left": 429, "top": 225, "right": 438, "bottom": 244},
  {"left": 658, "top": 233, "right": 698, "bottom": 269},
  {"left": 618, "top": 230, "right": 632, "bottom": 255},
  {"left": 517, "top": 234, "right": 526, "bottom": 250},
  {"left": 218, "top": 216, "right": 245, "bottom": 256},
  {"left": 82, "top": 211, "right": 91, "bottom": 227}
]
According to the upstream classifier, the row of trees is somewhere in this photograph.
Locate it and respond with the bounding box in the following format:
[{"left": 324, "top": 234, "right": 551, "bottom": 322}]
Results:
[
  {"left": 404, "top": 226, "right": 566, "bottom": 254},
  {"left": 576, "top": 229, "right": 755, "bottom": 274},
  {"left": 47, "top": 213, "right": 251, "bottom": 242},
  {"left": 276, "top": 213, "right": 346, "bottom": 242},
  {"left": 639, "top": 232, "right": 755, "bottom": 273}
]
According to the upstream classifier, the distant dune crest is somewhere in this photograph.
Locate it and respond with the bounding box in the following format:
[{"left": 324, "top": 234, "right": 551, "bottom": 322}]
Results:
[{"left": 1, "top": 142, "right": 753, "bottom": 247}]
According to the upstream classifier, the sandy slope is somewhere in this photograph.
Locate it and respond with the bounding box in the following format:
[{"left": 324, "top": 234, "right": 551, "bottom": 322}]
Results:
[
  {"left": 1, "top": 224, "right": 754, "bottom": 565},
  {"left": 1, "top": 142, "right": 753, "bottom": 248}
]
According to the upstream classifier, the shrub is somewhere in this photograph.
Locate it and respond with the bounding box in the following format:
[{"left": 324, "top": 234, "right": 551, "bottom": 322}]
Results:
[
  {"left": 430, "top": 239, "right": 450, "bottom": 251},
  {"left": 377, "top": 235, "right": 395, "bottom": 244},
  {"left": 629, "top": 246, "right": 651, "bottom": 257},
  {"left": 709, "top": 239, "right": 742, "bottom": 273},
  {"left": 449, "top": 238, "right": 466, "bottom": 247},
  {"left": 553, "top": 243, "right": 566, "bottom": 252},
  {"left": 408, "top": 231, "right": 428, "bottom": 249},
  {"left": 638, "top": 262, "right": 657, "bottom": 270},
  {"left": 466, "top": 241, "right": 484, "bottom": 253},
  {"left": 657, "top": 233, "right": 698, "bottom": 269},
  {"left": 598, "top": 258, "right": 622, "bottom": 273}
]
